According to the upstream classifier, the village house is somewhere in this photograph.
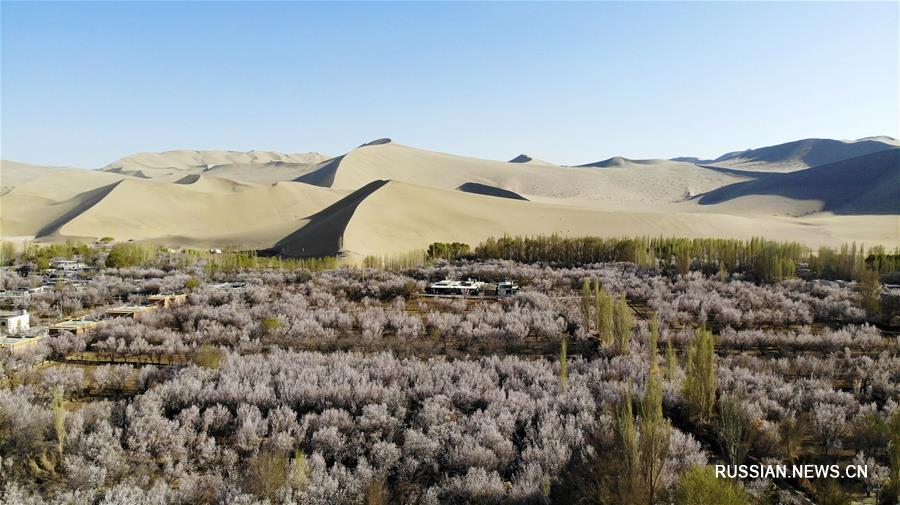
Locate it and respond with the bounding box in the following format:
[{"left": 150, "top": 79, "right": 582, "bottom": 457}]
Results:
[
  {"left": 148, "top": 293, "right": 188, "bottom": 308},
  {"left": 49, "top": 318, "right": 99, "bottom": 336},
  {"left": 0, "top": 309, "right": 30, "bottom": 334},
  {"left": 106, "top": 304, "right": 157, "bottom": 320}
]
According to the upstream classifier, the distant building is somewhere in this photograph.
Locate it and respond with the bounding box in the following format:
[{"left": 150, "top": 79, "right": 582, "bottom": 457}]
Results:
[
  {"left": 497, "top": 281, "right": 520, "bottom": 297},
  {"left": 106, "top": 305, "right": 157, "bottom": 320},
  {"left": 0, "top": 335, "right": 44, "bottom": 354},
  {"left": 49, "top": 318, "right": 99, "bottom": 336},
  {"left": 148, "top": 293, "right": 187, "bottom": 308},
  {"left": 0, "top": 309, "right": 29, "bottom": 334},
  {"left": 49, "top": 259, "right": 89, "bottom": 271},
  {"left": 427, "top": 279, "right": 486, "bottom": 296}
]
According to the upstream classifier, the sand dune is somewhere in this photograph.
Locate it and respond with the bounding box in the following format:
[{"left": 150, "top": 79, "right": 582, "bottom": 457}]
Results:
[
  {"left": 296, "top": 140, "right": 747, "bottom": 204},
  {"left": 101, "top": 149, "right": 329, "bottom": 182},
  {"left": 706, "top": 137, "right": 898, "bottom": 172},
  {"left": 3, "top": 137, "right": 898, "bottom": 257},
  {"left": 274, "top": 180, "right": 888, "bottom": 259},
  {"left": 699, "top": 149, "right": 900, "bottom": 215}
]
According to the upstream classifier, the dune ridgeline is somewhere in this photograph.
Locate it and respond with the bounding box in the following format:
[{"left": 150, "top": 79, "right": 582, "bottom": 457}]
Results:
[{"left": 1, "top": 136, "right": 898, "bottom": 261}]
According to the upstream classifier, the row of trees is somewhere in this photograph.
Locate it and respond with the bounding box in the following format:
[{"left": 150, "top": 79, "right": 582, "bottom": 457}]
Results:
[{"left": 475, "top": 234, "right": 897, "bottom": 283}]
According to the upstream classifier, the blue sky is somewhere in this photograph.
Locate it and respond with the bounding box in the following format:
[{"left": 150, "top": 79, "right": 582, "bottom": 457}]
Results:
[{"left": 2, "top": 1, "right": 897, "bottom": 167}]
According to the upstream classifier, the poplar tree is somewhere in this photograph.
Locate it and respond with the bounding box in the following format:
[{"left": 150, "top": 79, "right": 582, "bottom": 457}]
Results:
[{"left": 684, "top": 325, "right": 717, "bottom": 423}]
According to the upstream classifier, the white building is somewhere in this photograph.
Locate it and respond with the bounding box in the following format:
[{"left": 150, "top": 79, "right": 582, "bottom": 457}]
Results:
[
  {"left": 49, "top": 259, "right": 88, "bottom": 271},
  {"left": 0, "top": 309, "right": 30, "bottom": 334},
  {"left": 427, "top": 279, "right": 486, "bottom": 296}
]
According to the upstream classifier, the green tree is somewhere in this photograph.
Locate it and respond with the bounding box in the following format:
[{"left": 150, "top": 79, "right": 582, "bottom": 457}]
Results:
[
  {"left": 684, "top": 325, "right": 717, "bottom": 424},
  {"left": 245, "top": 449, "right": 289, "bottom": 498},
  {"left": 718, "top": 394, "right": 750, "bottom": 466},
  {"left": 616, "top": 382, "right": 640, "bottom": 502},
  {"left": 581, "top": 278, "right": 592, "bottom": 334},
  {"left": 613, "top": 295, "right": 632, "bottom": 355},
  {"left": 293, "top": 448, "right": 310, "bottom": 489},
  {"left": 639, "top": 315, "right": 671, "bottom": 505},
  {"left": 674, "top": 465, "right": 748, "bottom": 505}
]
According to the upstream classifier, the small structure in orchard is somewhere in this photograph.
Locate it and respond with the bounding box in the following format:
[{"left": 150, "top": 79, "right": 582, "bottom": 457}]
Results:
[{"left": 0, "top": 309, "right": 30, "bottom": 334}]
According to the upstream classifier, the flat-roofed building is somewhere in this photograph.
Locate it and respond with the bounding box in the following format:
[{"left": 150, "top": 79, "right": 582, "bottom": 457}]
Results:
[
  {"left": 0, "top": 335, "right": 44, "bottom": 354},
  {"left": 148, "top": 293, "right": 187, "bottom": 308},
  {"left": 106, "top": 305, "right": 157, "bottom": 320},
  {"left": 49, "top": 319, "right": 99, "bottom": 336},
  {"left": 0, "top": 309, "right": 30, "bottom": 334}
]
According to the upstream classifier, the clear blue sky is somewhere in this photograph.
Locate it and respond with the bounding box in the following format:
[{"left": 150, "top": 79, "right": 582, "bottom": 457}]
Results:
[{"left": 2, "top": 1, "right": 897, "bottom": 167}]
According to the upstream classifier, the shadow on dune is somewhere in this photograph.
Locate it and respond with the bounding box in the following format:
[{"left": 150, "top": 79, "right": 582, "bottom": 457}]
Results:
[
  {"left": 711, "top": 138, "right": 897, "bottom": 167},
  {"left": 698, "top": 149, "right": 900, "bottom": 215},
  {"left": 456, "top": 182, "right": 528, "bottom": 201},
  {"left": 294, "top": 155, "right": 344, "bottom": 187},
  {"left": 36, "top": 180, "right": 123, "bottom": 237},
  {"left": 264, "top": 180, "right": 389, "bottom": 257}
]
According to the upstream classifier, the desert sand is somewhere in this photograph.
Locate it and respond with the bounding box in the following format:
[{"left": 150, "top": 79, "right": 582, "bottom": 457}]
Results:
[{"left": 1, "top": 137, "right": 897, "bottom": 260}]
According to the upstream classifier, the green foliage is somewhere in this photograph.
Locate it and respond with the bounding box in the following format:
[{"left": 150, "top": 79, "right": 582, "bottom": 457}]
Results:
[
  {"left": 475, "top": 234, "right": 899, "bottom": 283},
  {"left": 596, "top": 283, "right": 614, "bottom": 346},
  {"left": 245, "top": 449, "right": 289, "bottom": 498},
  {"left": 191, "top": 344, "right": 223, "bottom": 369},
  {"left": 106, "top": 242, "right": 154, "bottom": 268},
  {"left": 858, "top": 266, "right": 882, "bottom": 321},
  {"left": 184, "top": 277, "right": 201, "bottom": 290},
  {"left": 0, "top": 241, "right": 16, "bottom": 266},
  {"left": 293, "top": 448, "right": 310, "bottom": 489},
  {"left": 639, "top": 315, "right": 671, "bottom": 505},
  {"left": 665, "top": 337, "right": 678, "bottom": 381},
  {"left": 613, "top": 295, "right": 632, "bottom": 355},
  {"left": 674, "top": 465, "right": 749, "bottom": 505},
  {"left": 425, "top": 242, "right": 471, "bottom": 260},
  {"left": 717, "top": 394, "right": 750, "bottom": 466},
  {"left": 99, "top": 236, "right": 114, "bottom": 243},
  {"left": 581, "top": 278, "right": 592, "bottom": 334},
  {"left": 363, "top": 249, "right": 427, "bottom": 270},
  {"left": 615, "top": 382, "right": 639, "bottom": 500},
  {"left": 262, "top": 317, "right": 282, "bottom": 334},
  {"left": 684, "top": 325, "right": 717, "bottom": 424}
]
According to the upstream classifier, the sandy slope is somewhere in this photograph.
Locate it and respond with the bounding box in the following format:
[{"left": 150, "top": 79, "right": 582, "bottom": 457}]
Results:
[
  {"left": 298, "top": 141, "right": 749, "bottom": 203},
  {"left": 274, "top": 180, "right": 888, "bottom": 259},
  {"left": 698, "top": 149, "right": 900, "bottom": 215},
  {"left": 102, "top": 149, "right": 329, "bottom": 182},
  {"left": 3, "top": 138, "right": 898, "bottom": 257},
  {"left": 705, "top": 137, "right": 898, "bottom": 172}
]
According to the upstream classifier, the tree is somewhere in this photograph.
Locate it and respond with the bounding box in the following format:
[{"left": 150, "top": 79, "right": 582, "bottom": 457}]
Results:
[
  {"left": 717, "top": 395, "right": 749, "bottom": 466},
  {"left": 244, "top": 449, "right": 289, "bottom": 498},
  {"left": 51, "top": 386, "right": 65, "bottom": 461},
  {"left": 613, "top": 295, "right": 632, "bottom": 355},
  {"left": 596, "top": 282, "right": 614, "bottom": 346},
  {"left": 858, "top": 267, "right": 882, "bottom": 322},
  {"left": 293, "top": 448, "right": 310, "bottom": 489},
  {"left": 684, "top": 326, "right": 716, "bottom": 424},
  {"left": 616, "top": 382, "right": 639, "bottom": 502},
  {"left": 639, "top": 315, "right": 671, "bottom": 505},
  {"left": 581, "top": 278, "right": 592, "bottom": 334},
  {"left": 665, "top": 337, "right": 678, "bottom": 382},
  {"left": 674, "top": 465, "right": 748, "bottom": 505}
]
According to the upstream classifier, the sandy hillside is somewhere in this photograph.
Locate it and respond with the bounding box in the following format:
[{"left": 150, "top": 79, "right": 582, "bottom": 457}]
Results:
[
  {"left": 2, "top": 173, "right": 347, "bottom": 247},
  {"left": 297, "top": 140, "right": 750, "bottom": 204},
  {"left": 698, "top": 149, "right": 900, "bottom": 215},
  {"left": 102, "top": 149, "right": 329, "bottom": 182},
  {"left": 704, "top": 137, "right": 898, "bottom": 172},
  {"left": 271, "top": 180, "right": 888, "bottom": 259},
  {"left": 2, "top": 137, "right": 898, "bottom": 258}
]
